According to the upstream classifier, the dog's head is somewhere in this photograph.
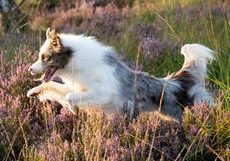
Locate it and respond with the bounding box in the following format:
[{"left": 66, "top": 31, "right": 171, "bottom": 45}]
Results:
[{"left": 29, "top": 28, "right": 72, "bottom": 82}]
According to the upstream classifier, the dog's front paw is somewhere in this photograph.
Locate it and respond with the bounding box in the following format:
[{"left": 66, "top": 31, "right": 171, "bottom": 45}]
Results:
[{"left": 27, "top": 87, "right": 41, "bottom": 97}]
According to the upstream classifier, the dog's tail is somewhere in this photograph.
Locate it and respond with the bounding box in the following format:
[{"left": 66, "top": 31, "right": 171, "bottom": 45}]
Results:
[
  {"left": 167, "top": 43, "right": 214, "bottom": 107},
  {"left": 180, "top": 43, "right": 214, "bottom": 84}
]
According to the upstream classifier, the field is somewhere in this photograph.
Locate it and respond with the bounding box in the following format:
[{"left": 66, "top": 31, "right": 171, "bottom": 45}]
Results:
[{"left": 0, "top": 0, "right": 229, "bottom": 160}]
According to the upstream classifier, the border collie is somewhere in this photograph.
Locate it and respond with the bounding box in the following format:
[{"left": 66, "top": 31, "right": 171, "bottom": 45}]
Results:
[{"left": 27, "top": 28, "right": 214, "bottom": 122}]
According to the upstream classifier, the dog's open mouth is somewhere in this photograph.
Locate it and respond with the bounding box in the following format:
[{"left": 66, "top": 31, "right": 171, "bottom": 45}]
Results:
[{"left": 44, "top": 66, "right": 58, "bottom": 82}]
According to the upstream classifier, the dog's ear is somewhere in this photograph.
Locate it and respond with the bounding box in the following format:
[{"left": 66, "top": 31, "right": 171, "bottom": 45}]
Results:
[
  {"left": 48, "top": 29, "right": 62, "bottom": 51},
  {"left": 46, "top": 28, "right": 51, "bottom": 39}
]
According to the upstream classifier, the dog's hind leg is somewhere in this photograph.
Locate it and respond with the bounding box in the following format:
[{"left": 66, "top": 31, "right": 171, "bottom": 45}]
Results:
[{"left": 187, "top": 84, "right": 214, "bottom": 106}]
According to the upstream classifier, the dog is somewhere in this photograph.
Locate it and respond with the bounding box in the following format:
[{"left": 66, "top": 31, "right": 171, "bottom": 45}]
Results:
[{"left": 27, "top": 28, "right": 214, "bottom": 122}]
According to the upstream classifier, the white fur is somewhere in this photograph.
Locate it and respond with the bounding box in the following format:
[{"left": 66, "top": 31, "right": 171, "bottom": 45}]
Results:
[
  {"left": 29, "top": 60, "right": 45, "bottom": 75},
  {"left": 181, "top": 43, "right": 214, "bottom": 84},
  {"left": 181, "top": 43, "right": 214, "bottom": 61},
  {"left": 59, "top": 34, "right": 120, "bottom": 107}
]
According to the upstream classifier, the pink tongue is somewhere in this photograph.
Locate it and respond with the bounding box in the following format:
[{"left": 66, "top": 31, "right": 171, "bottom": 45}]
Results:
[{"left": 44, "top": 66, "right": 57, "bottom": 82}]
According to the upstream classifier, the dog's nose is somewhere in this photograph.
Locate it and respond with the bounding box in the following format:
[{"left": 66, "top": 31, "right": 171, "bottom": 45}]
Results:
[
  {"left": 28, "top": 67, "right": 32, "bottom": 72},
  {"left": 28, "top": 67, "right": 36, "bottom": 75}
]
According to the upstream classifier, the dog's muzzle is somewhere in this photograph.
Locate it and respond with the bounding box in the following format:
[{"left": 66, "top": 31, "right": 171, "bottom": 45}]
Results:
[{"left": 28, "top": 67, "right": 35, "bottom": 75}]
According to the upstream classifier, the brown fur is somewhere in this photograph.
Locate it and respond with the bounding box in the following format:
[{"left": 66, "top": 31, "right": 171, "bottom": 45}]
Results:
[
  {"left": 170, "top": 69, "right": 196, "bottom": 107},
  {"left": 41, "top": 29, "right": 73, "bottom": 70}
]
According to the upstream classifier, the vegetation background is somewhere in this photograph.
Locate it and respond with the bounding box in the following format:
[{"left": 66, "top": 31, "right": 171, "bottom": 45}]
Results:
[{"left": 0, "top": 0, "right": 229, "bottom": 160}]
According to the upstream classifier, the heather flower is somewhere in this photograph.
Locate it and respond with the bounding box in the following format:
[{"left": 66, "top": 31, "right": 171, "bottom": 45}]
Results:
[
  {"left": 31, "top": 122, "right": 43, "bottom": 139},
  {"left": 38, "top": 131, "right": 65, "bottom": 161},
  {"left": 191, "top": 104, "right": 212, "bottom": 121},
  {"left": 139, "top": 37, "right": 163, "bottom": 60},
  {"left": 130, "top": 23, "right": 175, "bottom": 61},
  {"left": 134, "top": 23, "right": 160, "bottom": 39},
  {"left": 187, "top": 124, "right": 199, "bottom": 140}
]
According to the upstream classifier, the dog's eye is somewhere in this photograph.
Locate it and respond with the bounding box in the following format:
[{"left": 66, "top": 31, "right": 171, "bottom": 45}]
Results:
[
  {"left": 51, "top": 40, "right": 59, "bottom": 47},
  {"left": 41, "top": 54, "right": 51, "bottom": 62},
  {"left": 52, "top": 42, "right": 57, "bottom": 47}
]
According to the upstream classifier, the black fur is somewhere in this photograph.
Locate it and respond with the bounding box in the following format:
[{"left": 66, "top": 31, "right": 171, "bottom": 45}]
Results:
[{"left": 48, "top": 47, "right": 73, "bottom": 69}]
